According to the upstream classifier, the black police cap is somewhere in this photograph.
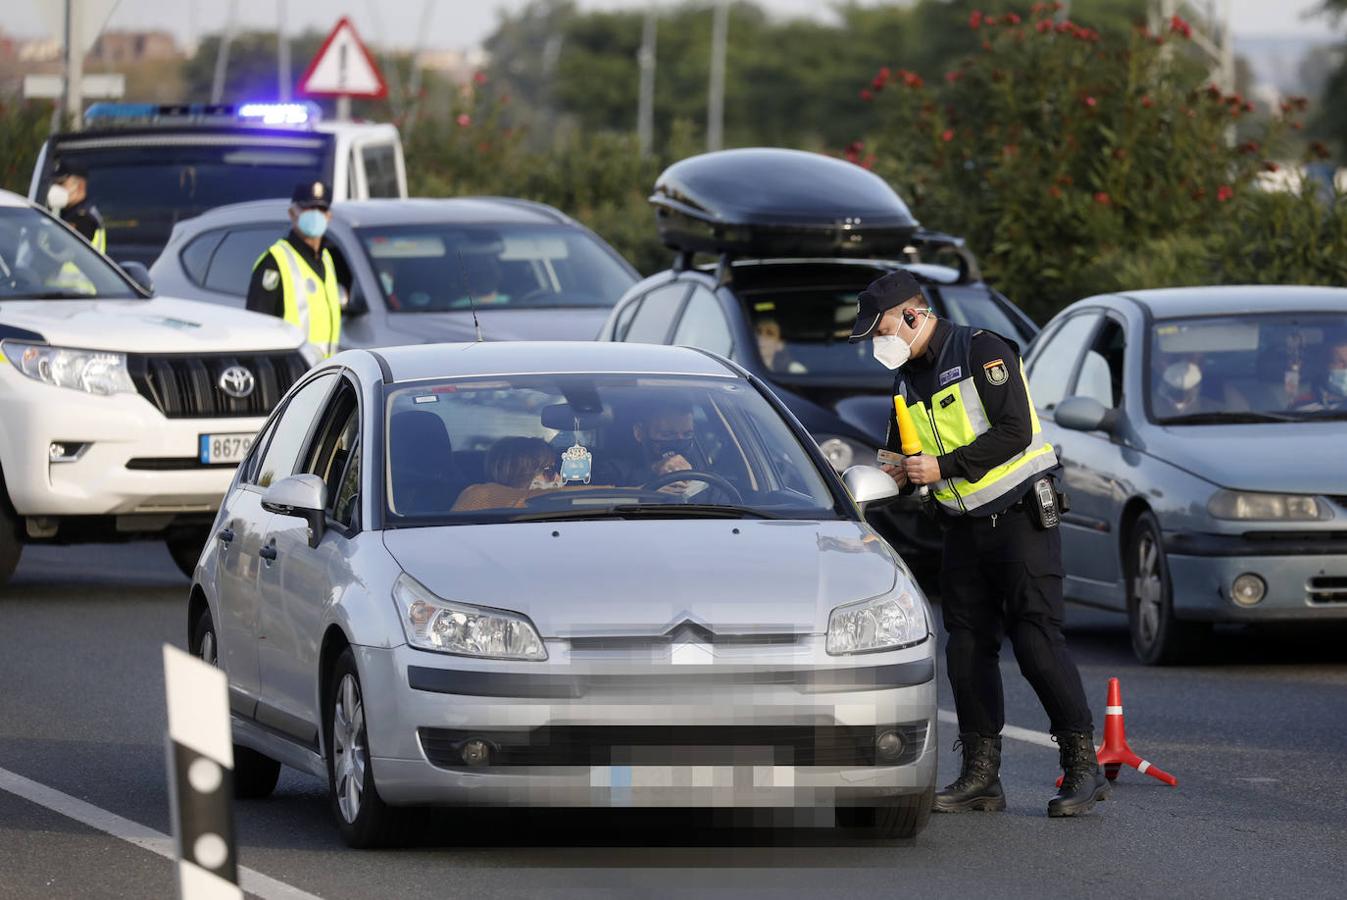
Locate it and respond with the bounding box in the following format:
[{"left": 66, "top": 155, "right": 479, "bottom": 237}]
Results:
[
  {"left": 291, "top": 181, "right": 332, "bottom": 209},
  {"left": 52, "top": 159, "right": 88, "bottom": 180},
  {"left": 848, "top": 270, "right": 924, "bottom": 342}
]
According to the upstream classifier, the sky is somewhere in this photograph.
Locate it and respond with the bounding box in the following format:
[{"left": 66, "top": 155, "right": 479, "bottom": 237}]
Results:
[{"left": 2, "top": 0, "right": 1337, "bottom": 51}]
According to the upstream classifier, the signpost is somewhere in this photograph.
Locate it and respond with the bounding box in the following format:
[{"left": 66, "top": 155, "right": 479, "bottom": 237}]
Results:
[{"left": 298, "top": 17, "right": 388, "bottom": 121}]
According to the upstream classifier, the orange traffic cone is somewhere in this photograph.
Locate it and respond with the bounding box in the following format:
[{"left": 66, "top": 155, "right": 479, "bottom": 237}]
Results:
[{"left": 1058, "top": 677, "right": 1177, "bottom": 788}]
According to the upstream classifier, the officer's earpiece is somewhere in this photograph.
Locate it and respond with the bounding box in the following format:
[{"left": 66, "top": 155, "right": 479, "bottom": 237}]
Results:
[{"left": 903, "top": 309, "right": 918, "bottom": 328}]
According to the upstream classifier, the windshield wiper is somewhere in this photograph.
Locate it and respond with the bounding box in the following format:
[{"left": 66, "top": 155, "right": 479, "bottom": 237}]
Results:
[
  {"left": 509, "top": 503, "right": 784, "bottom": 523},
  {"left": 1160, "top": 411, "right": 1297, "bottom": 424},
  {"left": 11, "top": 291, "right": 101, "bottom": 300}
]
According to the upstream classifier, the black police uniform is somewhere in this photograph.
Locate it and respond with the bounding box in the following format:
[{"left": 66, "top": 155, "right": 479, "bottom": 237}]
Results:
[
  {"left": 890, "top": 318, "right": 1092, "bottom": 739},
  {"left": 60, "top": 199, "right": 104, "bottom": 247}
]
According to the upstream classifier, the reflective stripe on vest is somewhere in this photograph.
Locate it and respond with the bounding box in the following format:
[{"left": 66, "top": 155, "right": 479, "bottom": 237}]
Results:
[
  {"left": 91, "top": 228, "right": 107, "bottom": 254},
  {"left": 899, "top": 330, "right": 1057, "bottom": 514},
  {"left": 264, "top": 240, "right": 341, "bottom": 358}
]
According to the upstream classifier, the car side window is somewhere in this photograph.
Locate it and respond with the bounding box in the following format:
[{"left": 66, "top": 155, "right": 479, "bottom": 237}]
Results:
[
  {"left": 361, "top": 143, "right": 400, "bottom": 198},
  {"left": 672, "top": 286, "right": 733, "bottom": 357},
  {"left": 301, "top": 380, "right": 361, "bottom": 528},
  {"left": 1073, "top": 318, "right": 1126, "bottom": 408},
  {"left": 180, "top": 229, "right": 225, "bottom": 287},
  {"left": 238, "top": 415, "right": 280, "bottom": 486},
  {"left": 1026, "top": 312, "right": 1102, "bottom": 411},
  {"left": 204, "top": 226, "right": 285, "bottom": 296},
  {"left": 622, "top": 283, "right": 690, "bottom": 344},
  {"left": 610, "top": 297, "right": 642, "bottom": 341},
  {"left": 255, "top": 373, "right": 338, "bottom": 488}
]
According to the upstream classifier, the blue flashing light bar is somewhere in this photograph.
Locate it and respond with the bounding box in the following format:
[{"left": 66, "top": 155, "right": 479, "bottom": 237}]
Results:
[{"left": 83, "top": 102, "right": 321, "bottom": 127}]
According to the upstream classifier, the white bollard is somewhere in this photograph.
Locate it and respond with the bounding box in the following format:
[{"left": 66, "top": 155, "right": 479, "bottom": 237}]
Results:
[{"left": 163, "top": 644, "right": 242, "bottom": 900}]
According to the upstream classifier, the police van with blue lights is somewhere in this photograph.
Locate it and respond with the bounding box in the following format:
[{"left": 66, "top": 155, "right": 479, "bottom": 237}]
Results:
[{"left": 28, "top": 102, "right": 406, "bottom": 266}]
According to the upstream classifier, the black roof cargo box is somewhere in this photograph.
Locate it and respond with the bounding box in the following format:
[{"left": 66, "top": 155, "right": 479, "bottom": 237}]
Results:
[{"left": 650, "top": 148, "right": 919, "bottom": 259}]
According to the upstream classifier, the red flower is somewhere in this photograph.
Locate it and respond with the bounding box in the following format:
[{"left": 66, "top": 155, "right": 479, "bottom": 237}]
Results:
[
  {"left": 473, "top": 71, "right": 488, "bottom": 86},
  {"left": 861, "top": 153, "right": 877, "bottom": 170},
  {"left": 1048, "top": 185, "right": 1063, "bottom": 199},
  {"left": 456, "top": 113, "right": 472, "bottom": 127},
  {"left": 860, "top": 88, "right": 874, "bottom": 101},
  {"left": 945, "top": 70, "right": 963, "bottom": 84},
  {"left": 1083, "top": 96, "right": 1097, "bottom": 108},
  {"left": 1036, "top": 20, "right": 1051, "bottom": 33},
  {"left": 1141, "top": 95, "right": 1154, "bottom": 108},
  {"left": 878, "top": 66, "right": 892, "bottom": 81},
  {"left": 969, "top": 10, "right": 983, "bottom": 29},
  {"left": 1093, "top": 191, "right": 1111, "bottom": 205},
  {"left": 902, "top": 70, "right": 925, "bottom": 89},
  {"left": 871, "top": 76, "right": 886, "bottom": 91},
  {"left": 1007, "top": 13, "right": 1022, "bottom": 25},
  {"left": 1263, "top": 161, "right": 1280, "bottom": 172},
  {"left": 1217, "top": 185, "right": 1234, "bottom": 202},
  {"left": 1311, "top": 141, "right": 1331, "bottom": 159},
  {"left": 1170, "top": 15, "right": 1192, "bottom": 38},
  {"left": 941, "top": 128, "right": 955, "bottom": 142},
  {"left": 985, "top": 15, "right": 998, "bottom": 27}
]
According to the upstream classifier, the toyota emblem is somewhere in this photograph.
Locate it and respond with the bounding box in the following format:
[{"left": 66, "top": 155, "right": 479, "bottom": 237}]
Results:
[{"left": 218, "top": 365, "right": 256, "bottom": 399}]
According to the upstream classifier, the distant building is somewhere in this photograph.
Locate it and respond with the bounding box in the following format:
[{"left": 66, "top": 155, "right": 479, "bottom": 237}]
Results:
[{"left": 89, "top": 30, "right": 182, "bottom": 65}]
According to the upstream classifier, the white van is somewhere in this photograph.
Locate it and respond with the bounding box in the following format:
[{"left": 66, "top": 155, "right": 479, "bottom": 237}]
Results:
[{"left": 28, "top": 102, "right": 407, "bottom": 266}]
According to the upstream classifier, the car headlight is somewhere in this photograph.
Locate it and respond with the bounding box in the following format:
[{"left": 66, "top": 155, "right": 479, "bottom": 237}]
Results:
[
  {"left": 393, "top": 573, "right": 547, "bottom": 661},
  {"left": 1207, "top": 490, "right": 1329, "bottom": 521},
  {"left": 1, "top": 341, "right": 136, "bottom": 396},
  {"left": 826, "top": 587, "right": 928, "bottom": 655},
  {"left": 817, "top": 435, "right": 873, "bottom": 473}
]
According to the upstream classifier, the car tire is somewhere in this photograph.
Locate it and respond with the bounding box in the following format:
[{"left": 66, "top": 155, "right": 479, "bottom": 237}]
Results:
[
  {"left": 325, "top": 648, "right": 405, "bottom": 848},
  {"left": 167, "top": 529, "right": 210, "bottom": 580},
  {"left": 838, "top": 782, "right": 935, "bottom": 839},
  {"left": 0, "top": 490, "right": 21, "bottom": 589},
  {"left": 1126, "top": 512, "right": 1201, "bottom": 666},
  {"left": 191, "top": 608, "right": 282, "bottom": 799}
]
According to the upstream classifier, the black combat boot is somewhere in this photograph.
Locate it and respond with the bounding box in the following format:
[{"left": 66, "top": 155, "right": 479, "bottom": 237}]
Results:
[
  {"left": 933, "top": 733, "right": 1006, "bottom": 813},
  {"left": 1048, "top": 731, "right": 1110, "bottom": 817}
]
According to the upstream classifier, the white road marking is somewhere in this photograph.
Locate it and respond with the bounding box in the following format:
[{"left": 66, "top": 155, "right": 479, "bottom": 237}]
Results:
[
  {"left": 938, "top": 709, "right": 1058, "bottom": 749},
  {"left": 0, "top": 765, "right": 323, "bottom": 900}
]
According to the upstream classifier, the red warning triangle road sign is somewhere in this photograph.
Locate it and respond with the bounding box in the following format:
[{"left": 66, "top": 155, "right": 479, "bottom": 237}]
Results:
[{"left": 299, "top": 17, "right": 387, "bottom": 99}]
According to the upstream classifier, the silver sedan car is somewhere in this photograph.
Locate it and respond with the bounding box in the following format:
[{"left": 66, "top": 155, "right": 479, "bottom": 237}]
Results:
[{"left": 187, "top": 341, "right": 937, "bottom": 846}]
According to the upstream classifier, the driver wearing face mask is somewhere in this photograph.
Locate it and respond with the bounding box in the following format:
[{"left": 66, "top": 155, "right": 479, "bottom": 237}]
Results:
[
  {"left": 1298, "top": 337, "right": 1347, "bottom": 411},
  {"left": 246, "top": 181, "right": 352, "bottom": 359}
]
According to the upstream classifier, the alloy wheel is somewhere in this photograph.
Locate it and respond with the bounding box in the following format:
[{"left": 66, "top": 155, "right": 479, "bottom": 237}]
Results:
[
  {"left": 1132, "top": 532, "right": 1163, "bottom": 649},
  {"left": 333, "top": 674, "right": 367, "bottom": 824},
  {"left": 198, "top": 629, "right": 218, "bottom": 667}
]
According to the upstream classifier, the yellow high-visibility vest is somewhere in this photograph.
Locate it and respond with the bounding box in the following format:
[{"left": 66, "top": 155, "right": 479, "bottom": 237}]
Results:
[
  {"left": 256, "top": 239, "right": 341, "bottom": 358},
  {"left": 897, "top": 326, "right": 1057, "bottom": 514}
]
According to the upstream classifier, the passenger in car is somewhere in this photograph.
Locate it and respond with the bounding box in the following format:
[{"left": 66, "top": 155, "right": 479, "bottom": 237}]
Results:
[
  {"left": 452, "top": 437, "right": 559, "bottom": 510},
  {"left": 1298, "top": 334, "right": 1347, "bottom": 411},
  {"left": 755, "top": 318, "right": 807, "bottom": 374}
]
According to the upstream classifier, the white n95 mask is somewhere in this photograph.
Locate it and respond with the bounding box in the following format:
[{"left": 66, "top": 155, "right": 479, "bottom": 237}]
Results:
[
  {"left": 46, "top": 184, "right": 70, "bottom": 212},
  {"left": 872, "top": 311, "right": 932, "bottom": 370}
]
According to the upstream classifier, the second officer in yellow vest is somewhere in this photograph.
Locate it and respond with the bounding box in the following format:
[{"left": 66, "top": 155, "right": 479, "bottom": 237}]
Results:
[
  {"left": 849, "top": 270, "right": 1107, "bottom": 819},
  {"left": 246, "top": 181, "right": 349, "bottom": 358}
]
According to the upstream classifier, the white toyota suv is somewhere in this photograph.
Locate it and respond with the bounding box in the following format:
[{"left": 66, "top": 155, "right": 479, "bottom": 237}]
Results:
[{"left": 0, "top": 190, "right": 312, "bottom": 585}]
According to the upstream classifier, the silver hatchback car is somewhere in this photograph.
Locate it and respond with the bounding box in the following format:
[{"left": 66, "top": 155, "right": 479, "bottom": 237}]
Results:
[{"left": 187, "top": 341, "right": 937, "bottom": 846}]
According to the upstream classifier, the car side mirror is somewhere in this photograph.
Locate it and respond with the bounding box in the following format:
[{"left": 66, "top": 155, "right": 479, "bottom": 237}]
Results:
[
  {"left": 1054, "top": 396, "right": 1118, "bottom": 434},
  {"left": 261, "top": 474, "right": 328, "bottom": 548},
  {"left": 119, "top": 261, "right": 154, "bottom": 294},
  {"left": 842, "top": 465, "right": 901, "bottom": 512},
  {"left": 342, "top": 284, "right": 369, "bottom": 318}
]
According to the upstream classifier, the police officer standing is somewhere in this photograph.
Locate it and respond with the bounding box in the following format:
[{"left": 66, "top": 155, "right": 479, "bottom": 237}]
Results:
[
  {"left": 247, "top": 182, "right": 349, "bottom": 359},
  {"left": 46, "top": 161, "right": 106, "bottom": 253},
  {"left": 850, "top": 270, "right": 1107, "bottom": 818}
]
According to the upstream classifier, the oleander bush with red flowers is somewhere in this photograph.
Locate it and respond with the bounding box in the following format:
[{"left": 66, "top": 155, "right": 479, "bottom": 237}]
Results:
[{"left": 855, "top": 5, "right": 1347, "bottom": 321}]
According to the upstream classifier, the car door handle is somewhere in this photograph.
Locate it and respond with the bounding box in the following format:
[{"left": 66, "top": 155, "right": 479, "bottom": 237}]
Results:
[
  {"left": 218, "top": 527, "right": 235, "bottom": 544},
  {"left": 259, "top": 541, "right": 277, "bottom": 562}
]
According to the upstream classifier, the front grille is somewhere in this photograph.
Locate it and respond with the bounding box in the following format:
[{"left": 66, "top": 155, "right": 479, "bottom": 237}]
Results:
[
  {"left": 129, "top": 351, "right": 308, "bottom": 419},
  {"left": 418, "top": 723, "right": 928, "bottom": 769},
  {"left": 1308, "top": 576, "right": 1347, "bottom": 604}
]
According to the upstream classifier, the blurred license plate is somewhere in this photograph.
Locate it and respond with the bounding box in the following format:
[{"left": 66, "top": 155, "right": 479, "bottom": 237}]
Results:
[{"left": 200, "top": 433, "right": 254, "bottom": 465}]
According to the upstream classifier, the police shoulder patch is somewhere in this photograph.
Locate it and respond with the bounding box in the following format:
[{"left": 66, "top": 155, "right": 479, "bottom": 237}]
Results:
[
  {"left": 261, "top": 269, "right": 280, "bottom": 291},
  {"left": 983, "top": 358, "right": 1009, "bottom": 386}
]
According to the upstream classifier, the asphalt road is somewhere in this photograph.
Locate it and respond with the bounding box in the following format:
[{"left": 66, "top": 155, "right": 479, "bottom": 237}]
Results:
[{"left": 2, "top": 541, "right": 1345, "bottom": 899}]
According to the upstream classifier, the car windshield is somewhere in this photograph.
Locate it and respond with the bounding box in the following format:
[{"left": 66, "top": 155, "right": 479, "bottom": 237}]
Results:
[
  {"left": 384, "top": 374, "right": 842, "bottom": 525},
  {"left": 357, "top": 224, "right": 635, "bottom": 313},
  {"left": 1149, "top": 312, "right": 1347, "bottom": 423},
  {"left": 0, "top": 207, "right": 138, "bottom": 299},
  {"left": 745, "top": 286, "right": 880, "bottom": 378},
  {"left": 54, "top": 143, "right": 326, "bottom": 264}
]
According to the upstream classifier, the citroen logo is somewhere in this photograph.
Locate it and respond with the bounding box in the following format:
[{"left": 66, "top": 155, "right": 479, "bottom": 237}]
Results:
[{"left": 218, "top": 365, "right": 256, "bottom": 399}]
